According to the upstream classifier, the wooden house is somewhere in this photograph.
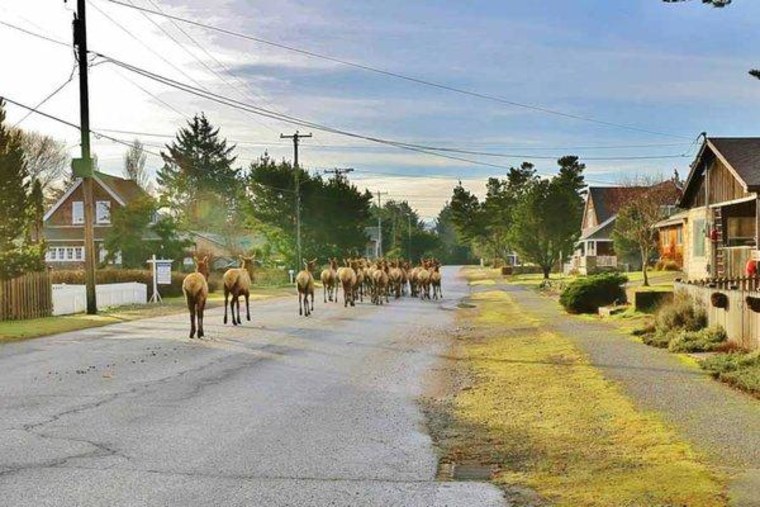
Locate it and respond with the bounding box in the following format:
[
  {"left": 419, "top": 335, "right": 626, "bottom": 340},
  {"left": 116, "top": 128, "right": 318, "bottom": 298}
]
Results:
[
  {"left": 678, "top": 137, "right": 760, "bottom": 280},
  {"left": 42, "top": 172, "right": 151, "bottom": 268}
]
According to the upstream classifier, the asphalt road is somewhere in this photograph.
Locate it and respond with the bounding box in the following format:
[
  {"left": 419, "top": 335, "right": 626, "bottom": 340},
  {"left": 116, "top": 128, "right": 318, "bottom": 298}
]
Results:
[{"left": 0, "top": 267, "right": 504, "bottom": 507}]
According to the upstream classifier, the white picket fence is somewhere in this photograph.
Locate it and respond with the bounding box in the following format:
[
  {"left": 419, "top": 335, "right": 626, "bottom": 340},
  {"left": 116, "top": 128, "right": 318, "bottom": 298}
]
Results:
[{"left": 52, "top": 283, "right": 147, "bottom": 316}]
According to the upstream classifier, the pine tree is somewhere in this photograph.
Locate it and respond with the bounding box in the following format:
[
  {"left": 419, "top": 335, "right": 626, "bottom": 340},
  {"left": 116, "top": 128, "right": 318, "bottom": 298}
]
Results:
[
  {"left": 0, "top": 100, "right": 30, "bottom": 250},
  {"left": 157, "top": 113, "right": 239, "bottom": 228},
  {"left": 28, "top": 178, "right": 44, "bottom": 243}
]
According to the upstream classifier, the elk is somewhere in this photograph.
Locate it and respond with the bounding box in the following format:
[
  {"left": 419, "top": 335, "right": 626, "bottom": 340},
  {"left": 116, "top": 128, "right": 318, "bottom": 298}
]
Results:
[
  {"left": 371, "top": 260, "right": 390, "bottom": 305},
  {"left": 296, "top": 258, "right": 317, "bottom": 316},
  {"left": 388, "top": 260, "right": 403, "bottom": 299},
  {"left": 223, "top": 255, "right": 255, "bottom": 326},
  {"left": 430, "top": 260, "right": 443, "bottom": 300},
  {"left": 182, "top": 256, "right": 210, "bottom": 339},
  {"left": 417, "top": 259, "right": 431, "bottom": 300},
  {"left": 320, "top": 258, "right": 338, "bottom": 303},
  {"left": 337, "top": 259, "right": 357, "bottom": 307}
]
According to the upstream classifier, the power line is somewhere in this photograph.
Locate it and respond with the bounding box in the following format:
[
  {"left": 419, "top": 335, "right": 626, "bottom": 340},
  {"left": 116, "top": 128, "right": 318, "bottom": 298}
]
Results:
[
  {"left": 99, "top": 55, "right": 695, "bottom": 171},
  {"left": 104, "top": 0, "right": 691, "bottom": 140},
  {"left": 12, "top": 64, "right": 77, "bottom": 127},
  {"left": 3, "top": 19, "right": 698, "bottom": 166}
]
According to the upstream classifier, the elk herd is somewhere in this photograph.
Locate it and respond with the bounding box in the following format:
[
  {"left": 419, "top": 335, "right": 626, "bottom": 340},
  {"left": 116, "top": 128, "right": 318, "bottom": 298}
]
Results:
[{"left": 183, "top": 256, "right": 443, "bottom": 338}]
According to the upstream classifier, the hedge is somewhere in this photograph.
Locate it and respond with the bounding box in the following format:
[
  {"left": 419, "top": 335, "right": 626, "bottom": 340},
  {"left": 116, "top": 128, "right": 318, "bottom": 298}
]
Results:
[
  {"left": 50, "top": 269, "right": 219, "bottom": 299},
  {"left": 559, "top": 273, "right": 628, "bottom": 314}
]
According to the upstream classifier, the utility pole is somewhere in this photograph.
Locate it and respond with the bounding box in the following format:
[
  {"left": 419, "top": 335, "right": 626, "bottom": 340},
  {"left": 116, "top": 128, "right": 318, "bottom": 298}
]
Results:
[
  {"left": 71, "top": 0, "right": 97, "bottom": 314},
  {"left": 280, "top": 131, "right": 312, "bottom": 269},
  {"left": 322, "top": 167, "right": 354, "bottom": 182},
  {"left": 375, "top": 191, "right": 388, "bottom": 258}
]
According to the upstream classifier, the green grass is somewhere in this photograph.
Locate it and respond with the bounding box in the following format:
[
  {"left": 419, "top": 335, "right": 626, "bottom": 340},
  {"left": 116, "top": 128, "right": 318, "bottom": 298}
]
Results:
[
  {"left": 430, "top": 288, "right": 725, "bottom": 506},
  {"left": 0, "top": 286, "right": 296, "bottom": 343}
]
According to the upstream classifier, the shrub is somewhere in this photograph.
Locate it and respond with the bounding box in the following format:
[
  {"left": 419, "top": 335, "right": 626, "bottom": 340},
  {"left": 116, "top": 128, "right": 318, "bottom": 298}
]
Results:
[
  {"left": 50, "top": 268, "right": 219, "bottom": 299},
  {"left": 654, "top": 292, "right": 706, "bottom": 333},
  {"left": 700, "top": 352, "right": 760, "bottom": 398},
  {"left": 641, "top": 330, "right": 675, "bottom": 348},
  {"left": 668, "top": 326, "right": 727, "bottom": 353},
  {"left": 559, "top": 273, "right": 628, "bottom": 314}
]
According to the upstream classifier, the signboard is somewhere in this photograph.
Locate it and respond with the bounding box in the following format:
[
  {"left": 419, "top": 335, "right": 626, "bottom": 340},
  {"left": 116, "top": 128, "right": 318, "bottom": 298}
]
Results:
[
  {"left": 156, "top": 262, "right": 172, "bottom": 285},
  {"left": 147, "top": 255, "right": 173, "bottom": 303}
]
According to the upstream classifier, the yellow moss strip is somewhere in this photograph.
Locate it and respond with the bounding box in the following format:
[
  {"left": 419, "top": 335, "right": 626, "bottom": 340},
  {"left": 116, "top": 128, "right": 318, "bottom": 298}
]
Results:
[{"left": 448, "top": 289, "right": 725, "bottom": 506}]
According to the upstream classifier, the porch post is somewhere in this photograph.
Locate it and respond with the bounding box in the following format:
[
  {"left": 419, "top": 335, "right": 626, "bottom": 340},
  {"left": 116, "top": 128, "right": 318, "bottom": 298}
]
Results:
[{"left": 755, "top": 194, "right": 760, "bottom": 253}]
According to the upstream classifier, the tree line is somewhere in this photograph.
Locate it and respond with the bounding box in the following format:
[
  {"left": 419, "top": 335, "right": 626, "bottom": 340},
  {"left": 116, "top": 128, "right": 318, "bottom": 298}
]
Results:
[{"left": 448, "top": 157, "right": 586, "bottom": 278}]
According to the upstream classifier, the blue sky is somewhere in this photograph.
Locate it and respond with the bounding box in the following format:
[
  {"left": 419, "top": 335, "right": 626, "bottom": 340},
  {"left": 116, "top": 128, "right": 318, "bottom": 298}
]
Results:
[{"left": 1, "top": 0, "right": 759, "bottom": 217}]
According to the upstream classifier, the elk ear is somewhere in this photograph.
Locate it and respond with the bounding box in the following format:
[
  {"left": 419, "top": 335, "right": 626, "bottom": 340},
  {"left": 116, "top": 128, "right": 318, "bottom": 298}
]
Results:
[
  {"left": 311, "top": 258, "right": 317, "bottom": 264},
  {"left": 202, "top": 256, "right": 209, "bottom": 263}
]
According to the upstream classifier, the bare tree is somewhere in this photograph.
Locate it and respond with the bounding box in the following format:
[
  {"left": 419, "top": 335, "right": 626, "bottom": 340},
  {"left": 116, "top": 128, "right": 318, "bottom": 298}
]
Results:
[
  {"left": 612, "top": 178, "right": 681, "bottom": 286},
  {"left": 123, "top": 139, "right": 150, "bottom": 191},
  {"left": 18, "top": 131, "right": 70, "bottom": 195}
]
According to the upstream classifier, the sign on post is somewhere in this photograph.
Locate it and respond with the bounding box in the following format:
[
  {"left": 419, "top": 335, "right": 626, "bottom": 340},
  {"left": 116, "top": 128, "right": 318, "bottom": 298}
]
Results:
[{"left": 147, "top": 255, "right": 173, "bottom": 303}]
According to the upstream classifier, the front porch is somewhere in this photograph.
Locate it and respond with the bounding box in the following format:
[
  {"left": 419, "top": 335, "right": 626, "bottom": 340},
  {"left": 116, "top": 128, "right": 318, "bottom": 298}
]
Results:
[
  {"left": 712, "top": 198, "right": 758, "bottom": 278},
  {"left": 565, "top": 240, "right": 618, "bottom": 275}
]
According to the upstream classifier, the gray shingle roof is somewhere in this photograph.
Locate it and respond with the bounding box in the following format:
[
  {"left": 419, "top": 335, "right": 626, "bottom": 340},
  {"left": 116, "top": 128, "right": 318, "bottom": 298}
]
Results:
[{"left": 708, "top": 138, "right": 760, "bottom": 189}]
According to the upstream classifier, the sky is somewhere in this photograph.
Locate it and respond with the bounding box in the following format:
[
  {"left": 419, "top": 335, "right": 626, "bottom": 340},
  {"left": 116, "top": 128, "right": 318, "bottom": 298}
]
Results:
[{"left": 1, "top": 0, "right": 759, "bottom": 219}]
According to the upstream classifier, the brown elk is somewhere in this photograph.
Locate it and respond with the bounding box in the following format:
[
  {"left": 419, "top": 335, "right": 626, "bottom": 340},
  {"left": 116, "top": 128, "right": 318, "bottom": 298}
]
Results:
[
  {"left": 223, "top": 255, "right": 255, "bottom": 325},
  {"left": 296, "top": 258, "right": 317, "bottom": 316},
  {"left": 320, "top": 258, "right": 338, "bottom": 303},
  {"left": 371, "top": 260, "right": 390, "bottom": 305},
  {"left": 182, "top": 256, "right": 210, "bottom": 339},
  {"left": 417, "top": 259, "right": 431, "bottom": 300},
  {"left": 337, "top": 259, "right": 357, "bottom": 307},
  {"left": 430, "top": 260, "right": 443, "bottom": 300},
  {"left": 388, "top": 260, "right": 403, "bottom": 299}
]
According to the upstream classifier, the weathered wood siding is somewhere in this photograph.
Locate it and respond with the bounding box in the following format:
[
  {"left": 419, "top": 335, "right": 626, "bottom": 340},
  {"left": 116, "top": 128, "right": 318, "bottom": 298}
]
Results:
[
  {"left": 708, "top": 158, "right": 748, "bottom": 204},
  {"left": 0, "top": 271, "right": 53, "bottom": 321}
]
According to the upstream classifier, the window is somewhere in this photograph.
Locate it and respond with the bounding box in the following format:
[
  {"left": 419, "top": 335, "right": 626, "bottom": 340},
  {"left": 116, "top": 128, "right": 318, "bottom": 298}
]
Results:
[
  {"left": 72, "top": 201, "right": 84, "bottom": 224},
  {"left": 676, "top": 227, "right": 683, "bottom": 245},
  {"left": 96, "top": 201, "right": 111, "bottom": 224},
  {"left": 47, "top": 248, "right": 57, "bottom": 261},
  {"left": 66, "top": 247, "right": 74, "bottom": 260},
  {"left": 74, "top": 247, "right": 83, "bottom": 261},
  {"left": 692, "top": 219, "right": 705, "bottom": 257}
]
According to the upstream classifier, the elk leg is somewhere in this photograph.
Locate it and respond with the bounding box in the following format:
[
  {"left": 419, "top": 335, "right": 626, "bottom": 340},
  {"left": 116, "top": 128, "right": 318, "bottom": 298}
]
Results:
[
  {"left": 223, "top": 288, "right": 229, "bottom": 324},
  {"left": 245, "top": 292, "right": 251, "bottom": 321},
  {"left": 188, "top": 298, "right": 196, "bottom": 339},
  {"left": 197, "top": 298, "right": 206, "bottom": 338},
  {"left": 299, "top": 291, "right": 303, "bottom": 315}
]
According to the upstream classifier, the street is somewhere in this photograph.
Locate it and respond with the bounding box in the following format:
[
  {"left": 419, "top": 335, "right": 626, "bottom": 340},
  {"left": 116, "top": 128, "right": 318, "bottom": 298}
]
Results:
[{"left": 0, "top": 267, "right": 504, "bottom": 506}]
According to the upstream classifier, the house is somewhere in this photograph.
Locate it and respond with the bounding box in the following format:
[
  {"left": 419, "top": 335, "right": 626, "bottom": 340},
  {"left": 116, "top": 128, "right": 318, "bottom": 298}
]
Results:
[
  {"left": 365, "top": 226, "right": 380, "bottom": 258},
  {"left": 567, "top": 182, "right": 682, "bottom": 275},
  {"left": 676, "top": 137, "right": 760, "bottom": 280},
  {"left": 654, "top": 210, "right": 688, "bottom": 269},
  {"left": 568, "top": 186, "right": 648, "bottom": 274},
  {"left": 183, "top": 231, "right": 266, "bottom": 270},
  {"left": 42, "top": 172, "right": 151, "bottom": 268}
]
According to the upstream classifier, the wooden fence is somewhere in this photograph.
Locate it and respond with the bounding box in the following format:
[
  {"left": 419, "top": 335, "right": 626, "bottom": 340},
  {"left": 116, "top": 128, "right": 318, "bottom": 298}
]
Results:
[
  {"left": 0, "top": 271, "right": 53, "bottom": 321},
  {"left": 676, "top": 278, "right": 760, "bottom": 351}
]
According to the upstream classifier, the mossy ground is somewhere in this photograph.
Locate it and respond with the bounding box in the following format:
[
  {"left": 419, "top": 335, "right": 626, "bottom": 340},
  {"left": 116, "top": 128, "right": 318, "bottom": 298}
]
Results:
[{"left": 426, "top": 281, "right": 726, "bottom": 506}]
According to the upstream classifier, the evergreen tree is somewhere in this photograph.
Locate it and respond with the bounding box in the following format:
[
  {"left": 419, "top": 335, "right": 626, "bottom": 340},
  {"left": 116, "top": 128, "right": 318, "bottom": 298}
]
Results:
[
  {"left": 28, "top": 178, "right": 45, "bottom": 243},
  {"left": 157, "top": 114, "right": 239, "bottom": 228},
  {"left": 0, "top": 100, "right": 30, "bottom": 251}
]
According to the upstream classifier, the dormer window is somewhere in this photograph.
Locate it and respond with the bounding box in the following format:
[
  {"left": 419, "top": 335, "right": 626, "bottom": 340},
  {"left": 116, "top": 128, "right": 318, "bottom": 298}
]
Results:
[{"left": 96, "top": 201, "right": 111, "bottom": 224}]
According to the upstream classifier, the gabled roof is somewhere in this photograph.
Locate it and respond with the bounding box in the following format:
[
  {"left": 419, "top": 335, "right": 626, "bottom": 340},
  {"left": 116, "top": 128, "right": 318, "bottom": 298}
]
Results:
[
  {"left": 587, "top": 186, "right": 648, "bottom": 224},
  {"left": 680, "top": 137, "right": 760, "bottom": 206},
  {"left": 580, "top": 215, "right": 616, "bottom": 241},
  {"left": 43, "top": 172, "right": 150, "bottom": 222}
]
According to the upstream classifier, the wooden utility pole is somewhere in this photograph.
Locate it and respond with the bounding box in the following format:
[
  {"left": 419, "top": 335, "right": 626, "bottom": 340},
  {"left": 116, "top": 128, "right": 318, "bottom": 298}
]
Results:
[
  {"left": 71, "top": 0, "right": 97, "bottom": 314},
  {"left": 375, "top": 191, "right": 388, "bottom": 258},
  {"left": 280, "top": 131, "right": 312, "bottom": 268}
]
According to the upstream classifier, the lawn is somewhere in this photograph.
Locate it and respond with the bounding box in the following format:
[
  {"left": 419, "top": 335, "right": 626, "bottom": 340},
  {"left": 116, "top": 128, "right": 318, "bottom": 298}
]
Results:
[
  {"left": 0, "top": 286, "right": 296, "bottom": 343},
  {"left": 425, "top": 286, "right": 725, "bottom": 506}
]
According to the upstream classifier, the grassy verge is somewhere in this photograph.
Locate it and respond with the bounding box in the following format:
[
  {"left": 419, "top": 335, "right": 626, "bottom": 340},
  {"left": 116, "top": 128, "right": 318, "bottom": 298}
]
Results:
[
  {"left": 425, "top": 287, "right": 725, "bottom": 506},
  {"left": 0, "top": 286, "right": 296, "bottom": 343},
  {"left": 700, "top": 352, "right": 760, "bottom": 399}
]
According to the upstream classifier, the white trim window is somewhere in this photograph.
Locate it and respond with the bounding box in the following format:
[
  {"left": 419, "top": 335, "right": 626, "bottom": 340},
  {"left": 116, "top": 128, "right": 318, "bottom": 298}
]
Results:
[
  {"left": 96, "top": 200, "right": 111, "bottom": 224},
  {"left": 46, "top": 246, "right": 85, "bottom": 262},
  {"left": 72, "top": 201, "right": 84, "bottom": 224}
]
